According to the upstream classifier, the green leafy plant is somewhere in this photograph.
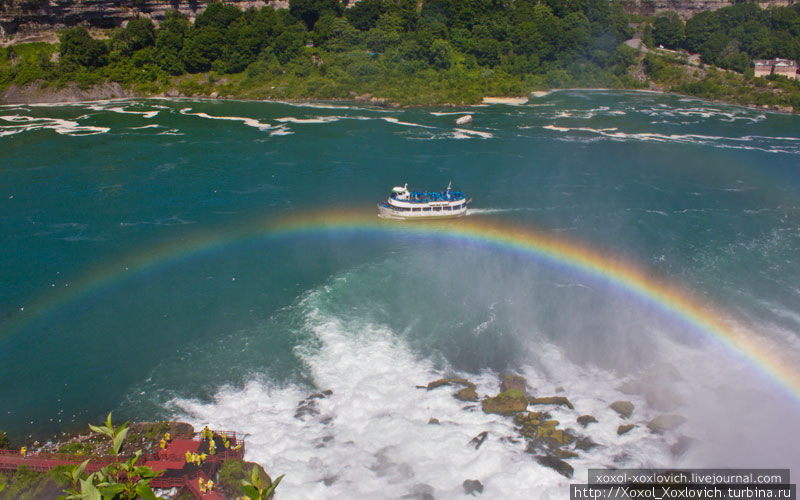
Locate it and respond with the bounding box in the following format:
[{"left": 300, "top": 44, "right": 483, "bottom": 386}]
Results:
[
  {"left": 60, "top": 413, "right": 165, "bottom": 500},
  {"left": 240, "top": 466, "right": 285, "bottom": 500}
]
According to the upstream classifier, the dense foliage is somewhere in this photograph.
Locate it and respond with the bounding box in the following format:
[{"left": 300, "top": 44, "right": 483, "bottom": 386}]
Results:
[
  {"left": 651, "top": 2, "right": 800, "bottom": 73},
  {"left": 0, "top": 0, "right": 637, "bottom": 104}
]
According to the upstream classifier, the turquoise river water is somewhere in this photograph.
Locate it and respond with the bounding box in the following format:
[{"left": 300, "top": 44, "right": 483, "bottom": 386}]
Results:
[{"left": 1, "top": 91, "right": 799, "bottom": 499}]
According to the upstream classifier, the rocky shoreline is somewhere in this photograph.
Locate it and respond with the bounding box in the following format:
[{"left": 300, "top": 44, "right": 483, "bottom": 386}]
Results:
[
  {"left": 2, "top": 80, "right": 796, "bottom": 116},
  {"left": 419, "top": 370, "right": 692, "bottom": 483}
]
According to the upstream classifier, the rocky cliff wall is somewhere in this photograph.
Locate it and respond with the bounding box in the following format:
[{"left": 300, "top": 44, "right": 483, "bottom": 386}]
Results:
[
  {"left": 0, "top": 0, "right": 288, "bottom": 40},
  {"left": 621, "top": 0, "right": 796, "bottom": 19}
]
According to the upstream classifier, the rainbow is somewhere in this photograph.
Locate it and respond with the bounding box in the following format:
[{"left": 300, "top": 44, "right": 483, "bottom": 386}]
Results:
[{"left": 6, "top": 208, "right": 800, "bottom": 400}]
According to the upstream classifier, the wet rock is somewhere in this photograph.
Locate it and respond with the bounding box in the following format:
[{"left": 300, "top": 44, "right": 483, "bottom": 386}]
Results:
[
  {"left": 428, "top": 418, "right": 440, "bottom": 425},
  {"left": 574, "top": 436, "right": 598, "bottom": 451},
  {"left": 455, "top": 387, "right": 479, "bottom": 402},
  {"left": 500, "top": 375, "right": 527, "bottom": 394},
  {"left": 309, "top": 390, "right": 333, "bottom": 399},
  {"left": 647, "top": 415, "right": 687, "bottom": 434},
  {"left": 535, "top": 454, "right": 574, "bottom": 478},
  {"left": 671, "top": 435, "right": 695, "bottom": 457},
  {"left": 577, "top": 415, "right": 598, "bottom": 428},
  {"left": 322, "top": 476, "right": 336, "bottom": 486},
  {"left": 610, "top": 401, "right": 634, "bottom": 419},
  {"left": 528, "top": 396, "right": 574, "bottom": 409},
  {"left": 402, "top": 483, "right": 435, "bottom": 500},
  {"left": 469, "top": 431, "right": 488, "bottom": 450},
  {"left": 426, "top": 378, "right": 476, "bottom": 391},
  {"left": 554, "top": 449, "right": 579, "bottom": 459},
  {"left": 295, "top": 399, "right": 319, "bottom": 419},
  {"left": 518, "top": 416, "right": 574, "bottom": 451},
  {"left": 482, "top": 390, "right": 528, "bottom": 415},
  {"left": 555, "top": 386, "right": 565, "bottom": 393},
  {"left": 463, "top": 479, "right": 484, "bottom": 496},
  {"left": 617, "top": 424, "right": 635, "bottom": 436}
]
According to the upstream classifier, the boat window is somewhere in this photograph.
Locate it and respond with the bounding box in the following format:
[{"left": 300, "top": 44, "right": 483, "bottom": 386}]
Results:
[
  {"left": 423, "top": 207, "right": 431, "bottom": 211},
  {"left": 412, "top": 207, "right": 420, "bottom": 212},
  {"left": 433, "top": 206, "right": 441, "bottom": 211}
]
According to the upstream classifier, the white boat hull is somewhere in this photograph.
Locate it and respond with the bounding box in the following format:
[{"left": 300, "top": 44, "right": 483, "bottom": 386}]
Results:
[{"left": 377, "top": 203, "right": 468, "bottom": 220}]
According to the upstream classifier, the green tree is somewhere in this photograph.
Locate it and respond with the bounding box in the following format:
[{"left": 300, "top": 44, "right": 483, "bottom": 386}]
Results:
[
  {"left": 685, "top": 10, "right": 720, "bottom": 53},
  {"left": 196, "top": 1, "right": 243, "bottom": 31},
  {"left": 59, "top": 27, "right": 108, "bottom": 68},
  {"left": 653, "top": 12, "right": 685, "bottom": 49},
  {"left": 110, "top": 18, "right": 155, "bottom": 56},
  {"left": 345, "top": 0, "right": 388, "bottom": 31}
]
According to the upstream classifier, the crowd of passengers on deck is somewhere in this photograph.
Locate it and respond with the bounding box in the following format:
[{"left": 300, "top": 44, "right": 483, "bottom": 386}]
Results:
[{"left": 391, "top": 190, "right": 466, "bottom": 202}]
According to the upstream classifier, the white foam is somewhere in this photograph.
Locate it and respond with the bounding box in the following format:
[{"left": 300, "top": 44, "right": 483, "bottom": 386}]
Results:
[
  {"left": 179, "top": 108, "right": 272, "bottom": 131},
  {"left": 453, "top": 128, "right": 493, "bottom": 139},
  {"left": 0, "top": 114, "right": 109, "bottom": 136},
  {"left": 270, "top": 126, "right": 294, "bottom": 136},
  {"left": 381, "top": 117, "right": 435, "bottom": 129},
  {"left": 168, "top": 284, "right": 702, "bottom": 500},
  {"left": 88, "top": 104, "right": 160, "bottom": 118},
  {"left": 430, "top": 111, "right": 471, "bottom": 116},
  {"left": 129, "top": 124, "right": 161, "bottom": 130},
  {"left": 275, "top": 116, "right": 341, "bottom": 124},
  {"left": 541, "top": 124, "right": 800, "bottom": 153}
]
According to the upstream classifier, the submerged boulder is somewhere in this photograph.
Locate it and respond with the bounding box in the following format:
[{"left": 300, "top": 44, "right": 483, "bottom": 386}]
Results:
[
  {"left": 574, "top": 436, "right": 598, "bottom": 451},
  {"left": 617, "top": 424, "right": 635, "bottom": 436},
  {"left": 610, "top": 401, "right": 634, "bottom": 419},
  {"left": 482, "top": 389, "right": 528, "bottom": 415},
  {"left": 469, "top": 431, "right": 489, "bottom": 449},
  {"left": 577, "top": 415, "right": 598, "bottom": 428},
  {"left": 463, "top": 479, "right": 484, "bottom": 496},
  {"left": 402, "top": 483, "right": 435, "bottom": 500},
  {"left": 647, "top": 415, "right": 687, "bottom": 434},
  {"left": 528, "top": 396, "right": 574, "bottom": 409},
  {"left": 535, "top": 454, "right": 574, "bottom": 478}
]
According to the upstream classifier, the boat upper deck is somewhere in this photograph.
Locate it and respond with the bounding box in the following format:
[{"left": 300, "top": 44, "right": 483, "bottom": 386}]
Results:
[{"left": 390, "top": 190, "right": 466, "bottom": 203}]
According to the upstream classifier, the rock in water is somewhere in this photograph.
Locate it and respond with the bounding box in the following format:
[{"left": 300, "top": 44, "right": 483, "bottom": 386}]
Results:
[
  {"left": 482, "top": 389, "right": 528, "bottom": 415},
  {"left": 574, "top": 436, "right": 598, "bottom": 451},
  {"left": 610, "top": 401, "right": 634, "bottom": 418},
  {"left": 500, "top": 375, "right": 527, "bottom": 393},
  {"left": 577, "top": 415, "right": 598, "bottom": 428},
  {"left": 455, "top": 115, "right": 473, "bottom": 125},
  {"left": 528, "top": 396, "right": 574, "bottom": 409},
  {"left": 402, "top": 483, "right": 435, "bottom": 500},
  {"left": 463, "top": 479, "right": 484, "bottom": 496},
  {"left": 647, "top": 415, "right": 687, "bottom": 434},
  {"left": 455, "top": 387, "right": 479, "bottom": 402},
  {"left": 469, "top": 431, "right": 488, "bottom": 449},
  {"left": 535, "top": 455, "right": 574, "bottom": 478},
  {"left": 617, "top": 424, "right": 635, "bottom": 436}
]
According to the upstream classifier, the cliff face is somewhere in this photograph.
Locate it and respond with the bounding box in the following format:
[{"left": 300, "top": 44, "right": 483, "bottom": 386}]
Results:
[
  {"left": 0, "top": 0, "right": 288, "bottom": 40},
  {"left": 621, "top": 0, "right": 796, "bottom": 19}
]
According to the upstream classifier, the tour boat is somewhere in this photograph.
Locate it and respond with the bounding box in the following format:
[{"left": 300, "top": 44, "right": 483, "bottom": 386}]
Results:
[{"left": 378, "top": 182, "right": 470, "bottom": 219}]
